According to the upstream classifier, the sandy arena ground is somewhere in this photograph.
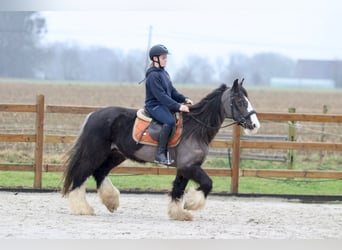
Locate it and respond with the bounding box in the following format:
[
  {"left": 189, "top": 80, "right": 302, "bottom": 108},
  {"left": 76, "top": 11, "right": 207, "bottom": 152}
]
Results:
[{"left": 0, "top": 191, "right": 341, "bottom": 239}]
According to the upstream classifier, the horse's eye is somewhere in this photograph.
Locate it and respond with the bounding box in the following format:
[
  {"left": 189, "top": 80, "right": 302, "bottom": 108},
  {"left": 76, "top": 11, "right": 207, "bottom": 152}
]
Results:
[{"left": 238, "top": 99, "right": 247, "bottom": 107}]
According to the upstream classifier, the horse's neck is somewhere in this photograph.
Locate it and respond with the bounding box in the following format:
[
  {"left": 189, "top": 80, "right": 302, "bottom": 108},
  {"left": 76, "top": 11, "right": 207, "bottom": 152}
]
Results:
[{"left": 199, "top": 106, "right": 225, "bottom": 144}]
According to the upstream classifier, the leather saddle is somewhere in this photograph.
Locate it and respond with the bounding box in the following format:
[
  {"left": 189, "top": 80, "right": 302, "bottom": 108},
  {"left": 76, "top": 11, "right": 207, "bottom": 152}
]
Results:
[{"left": 132, "top": 109, "right": 183, "bottom": 147}]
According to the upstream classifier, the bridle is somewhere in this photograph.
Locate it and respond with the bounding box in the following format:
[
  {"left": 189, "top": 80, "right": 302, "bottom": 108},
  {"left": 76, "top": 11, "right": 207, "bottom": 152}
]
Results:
[
  {"left": 188, "top": 90, "right": 256, "bottom": 130},
  {"left": 230, "top": 93, "right": 256, "bottom": 128},
  {"left": 188, "top": 114, "right": 238, "bottom": 129}
]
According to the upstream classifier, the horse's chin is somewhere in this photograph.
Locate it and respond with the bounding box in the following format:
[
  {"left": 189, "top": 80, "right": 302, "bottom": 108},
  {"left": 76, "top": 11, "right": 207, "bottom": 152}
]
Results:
[{"left": 244, "top": 127, "right": 259, "bottom": 135}]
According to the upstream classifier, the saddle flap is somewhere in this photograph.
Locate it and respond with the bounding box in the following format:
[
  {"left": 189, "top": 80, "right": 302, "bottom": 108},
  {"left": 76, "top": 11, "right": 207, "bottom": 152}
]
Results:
[
  {"left": 148, "top": 120, "right": 177, "bottom": 141},
  {"left": 148, "top": 120, "right": 162, "bottom": 141},
  {"left": 132, "top": 110, "right": 183, "bottom": 148}
]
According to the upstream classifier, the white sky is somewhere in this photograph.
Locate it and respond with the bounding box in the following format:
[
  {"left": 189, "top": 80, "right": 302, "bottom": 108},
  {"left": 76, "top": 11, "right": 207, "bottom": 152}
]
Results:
[{"left": 40, "top": 0, "right": 342, "bottom": 62}]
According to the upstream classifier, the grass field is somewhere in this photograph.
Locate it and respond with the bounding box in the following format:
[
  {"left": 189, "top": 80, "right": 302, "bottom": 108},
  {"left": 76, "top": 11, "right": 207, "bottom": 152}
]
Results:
[
  {"left": 1, "top": 170, "right": 342, "bottom": 195},
  {"left": 0, "top": 79, "right": 342, "bottom": 194}
]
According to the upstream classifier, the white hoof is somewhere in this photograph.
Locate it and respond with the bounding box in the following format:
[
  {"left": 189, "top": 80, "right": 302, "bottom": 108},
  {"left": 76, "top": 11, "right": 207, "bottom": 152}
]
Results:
[
  {"left": 68, "top": 183, "right": 95, "bottom": 215},
  {"left": 98, "top": 177, "right": 120, "bottom": 212},
  {"left": 168, "top": 199, "right": 193, "bottom": 221},
  {"left": 184, "top": 187, "right": 206, "bottom": 211},
  {"left": 69, "top": 202, "right": 95, "bottom": 215}
]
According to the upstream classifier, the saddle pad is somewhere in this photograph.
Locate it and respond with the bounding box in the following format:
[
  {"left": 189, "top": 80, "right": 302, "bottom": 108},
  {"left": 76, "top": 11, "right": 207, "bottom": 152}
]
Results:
[
  {"left": 136, "top": 109, "right": 152, "bottom": 122},
  {"left": 132, "top": 114, "right": 183, "bottom": 147}
]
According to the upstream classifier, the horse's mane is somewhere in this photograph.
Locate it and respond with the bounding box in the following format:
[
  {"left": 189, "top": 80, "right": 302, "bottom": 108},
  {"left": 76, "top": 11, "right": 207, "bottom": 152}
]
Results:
[{"left": 182, "top": 84, "right": 229, "bottom": 144}]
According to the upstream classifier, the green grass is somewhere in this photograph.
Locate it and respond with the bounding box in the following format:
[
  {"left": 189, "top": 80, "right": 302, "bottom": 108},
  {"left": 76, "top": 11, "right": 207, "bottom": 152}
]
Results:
[
  {"left": 0, "top": 170, "right": 341, "bottom": 195},
  {"left": 0, "top": 151, "right": 341, "bottom": 195}
]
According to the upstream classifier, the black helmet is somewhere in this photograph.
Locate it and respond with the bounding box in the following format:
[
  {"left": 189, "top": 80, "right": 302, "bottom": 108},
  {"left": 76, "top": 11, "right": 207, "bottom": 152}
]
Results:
[{"left": 149, "top": 44, "right": 169, "bottom": 60}]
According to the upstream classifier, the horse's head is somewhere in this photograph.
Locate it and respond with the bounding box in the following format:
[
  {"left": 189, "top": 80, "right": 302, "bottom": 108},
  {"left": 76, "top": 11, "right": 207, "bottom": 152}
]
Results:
[{"left": 222, "top": 79, "right": 260, "bottom": 134}]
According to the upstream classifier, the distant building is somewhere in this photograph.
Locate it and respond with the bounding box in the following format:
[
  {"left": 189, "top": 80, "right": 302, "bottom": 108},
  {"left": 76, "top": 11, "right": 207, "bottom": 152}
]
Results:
[
  {"left": 295, "top": 60, "right": 342, "bottom": 88},
  {"left": 270, "top": 78, "right": 335, "bottom": 89}
]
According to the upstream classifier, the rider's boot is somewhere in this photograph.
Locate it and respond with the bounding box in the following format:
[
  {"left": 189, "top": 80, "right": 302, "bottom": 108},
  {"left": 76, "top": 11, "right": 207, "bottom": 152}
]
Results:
[{"left": 154, "top": 124, "right": 174, "bottom": 165}]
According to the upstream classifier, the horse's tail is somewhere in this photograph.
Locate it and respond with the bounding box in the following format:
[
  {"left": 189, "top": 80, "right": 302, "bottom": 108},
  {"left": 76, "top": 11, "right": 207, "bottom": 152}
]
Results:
[
  {"left": 62, "top": 113, "right": 92, "bottom": 196},
  {"left": 61, "top": 138, "right": 82, "bottom": 195}
]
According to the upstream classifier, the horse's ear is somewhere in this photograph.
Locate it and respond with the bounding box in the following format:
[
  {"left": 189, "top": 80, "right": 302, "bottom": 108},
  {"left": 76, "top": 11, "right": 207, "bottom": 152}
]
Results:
[
  {"left": 232, "top": 79, "right": 239, "bottom": 91},
  {"left": 240, "top": 78, "right": 245, "bottom": 86}
]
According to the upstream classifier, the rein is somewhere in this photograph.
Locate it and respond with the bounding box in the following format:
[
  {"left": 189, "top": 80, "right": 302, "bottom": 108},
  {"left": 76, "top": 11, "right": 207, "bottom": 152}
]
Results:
[
  {"left": 188, "top": 114, "right": 238, "bottom": 129},
  {"left": 187, "top": 90, "right": 256, "bottom": 130}
]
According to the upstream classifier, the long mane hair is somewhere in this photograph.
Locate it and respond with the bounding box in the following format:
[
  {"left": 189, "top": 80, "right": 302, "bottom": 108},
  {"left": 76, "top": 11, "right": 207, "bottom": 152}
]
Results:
[{"left": 182, "top": 84, "right": 229, "bottom": 144}]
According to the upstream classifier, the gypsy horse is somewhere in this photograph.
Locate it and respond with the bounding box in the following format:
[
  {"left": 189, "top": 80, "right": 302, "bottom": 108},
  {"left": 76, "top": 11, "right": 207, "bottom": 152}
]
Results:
[{"left": 62, "top": 79, "right": 260, "bottom": 220}]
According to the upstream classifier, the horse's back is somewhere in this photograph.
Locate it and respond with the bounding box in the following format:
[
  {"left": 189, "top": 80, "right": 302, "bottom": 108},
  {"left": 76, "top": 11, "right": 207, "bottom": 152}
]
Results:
[
  {"left": 82, "top": 106, "right": 137, "bottom": 138},
  {"left": 87, "top": 106, "right": 136, "bottom": 124}
]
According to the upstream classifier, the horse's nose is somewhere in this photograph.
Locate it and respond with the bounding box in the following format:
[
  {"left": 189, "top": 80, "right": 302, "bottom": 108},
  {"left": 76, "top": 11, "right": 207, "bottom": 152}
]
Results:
[{"left": 253, "top": 124, "right": 256, "bottom": 128}]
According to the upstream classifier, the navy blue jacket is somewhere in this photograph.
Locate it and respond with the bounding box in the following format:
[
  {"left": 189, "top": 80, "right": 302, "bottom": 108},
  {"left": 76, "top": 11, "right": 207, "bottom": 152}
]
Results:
[{"left": 144, "top": 67, "right": 186, "bottom": 112}]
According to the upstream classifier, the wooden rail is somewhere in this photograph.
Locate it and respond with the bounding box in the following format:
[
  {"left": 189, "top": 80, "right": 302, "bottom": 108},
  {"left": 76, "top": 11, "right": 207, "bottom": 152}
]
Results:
[{"left": 1, "top": 96, "right": 342, "bottom": 193}]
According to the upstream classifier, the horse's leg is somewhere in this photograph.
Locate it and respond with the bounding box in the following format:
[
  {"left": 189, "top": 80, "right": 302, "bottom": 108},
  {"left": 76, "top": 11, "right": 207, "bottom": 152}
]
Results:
[
  {"left": 67, "top": 159, "right": 104, "bottom": 215},
  {"left": 183, "top": 166, "right": 212, "bottom": 211},
  {"left": 68, "top": 178, "right": 94, "bottom": 215},
  {"left": 93, "top": 152, "right": 126, "bottom": 213},
  {"left": 66, "top": 149, "right": 116, "bottom": 215},
  {"left": 168, "top": 174, "right": 194, "bottom": 221}
]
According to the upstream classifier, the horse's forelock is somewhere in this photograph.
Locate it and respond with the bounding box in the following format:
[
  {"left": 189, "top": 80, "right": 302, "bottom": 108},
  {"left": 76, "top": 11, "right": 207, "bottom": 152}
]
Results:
[{"left": 232, "top": 82, "right": 248, "bottom": 98}]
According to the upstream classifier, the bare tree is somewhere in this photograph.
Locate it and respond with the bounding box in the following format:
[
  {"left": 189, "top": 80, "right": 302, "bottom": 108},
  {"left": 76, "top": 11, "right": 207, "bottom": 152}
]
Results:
[
  {"left": 248, "top": 53, "right": 295, "bottom": 85},
  {"left": 0, "top": 12, "right": 47, "bottom": 78},
  {"left": 174, "top": 55, "right": 215, "bottom": 84}
]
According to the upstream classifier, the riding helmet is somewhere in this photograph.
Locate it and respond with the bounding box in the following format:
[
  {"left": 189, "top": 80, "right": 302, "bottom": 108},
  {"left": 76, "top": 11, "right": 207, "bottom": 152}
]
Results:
[{"left": 149, "top": 44, "right": 169, "bottom": 60}]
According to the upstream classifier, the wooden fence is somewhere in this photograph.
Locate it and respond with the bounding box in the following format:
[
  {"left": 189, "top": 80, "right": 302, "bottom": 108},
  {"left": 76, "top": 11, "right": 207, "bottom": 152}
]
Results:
[{"left": 1, "top": 94, "right": 342, "bottom": 193}]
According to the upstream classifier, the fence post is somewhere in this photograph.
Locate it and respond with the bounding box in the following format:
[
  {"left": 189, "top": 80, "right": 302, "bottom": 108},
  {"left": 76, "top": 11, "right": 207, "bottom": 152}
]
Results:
[
  {"left": 319, "top": 105, "right": 328, "bottom": 164},
  {"left": 287, "top": 107, "right": 296, "bottom": 169},
  {"left": 34, "top": 95, "right": 44, "bottom": 189},
  {"left": 231, "top": 124, "right": 241, "bottom": 194}
]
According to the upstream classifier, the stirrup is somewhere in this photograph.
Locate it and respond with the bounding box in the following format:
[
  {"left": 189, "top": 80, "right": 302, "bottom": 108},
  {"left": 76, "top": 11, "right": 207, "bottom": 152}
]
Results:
[
  {"left": 154, "top": 158, "right": 174, "bottom": 166},
  {"left": 154, "top": 151, "right": 174, "bottom": 166}
]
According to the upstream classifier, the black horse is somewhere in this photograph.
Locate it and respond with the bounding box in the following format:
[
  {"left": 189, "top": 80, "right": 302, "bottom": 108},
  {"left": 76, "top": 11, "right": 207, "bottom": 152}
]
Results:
[{"left": 62, "top": 79, "right": 260, "bottom": 220}]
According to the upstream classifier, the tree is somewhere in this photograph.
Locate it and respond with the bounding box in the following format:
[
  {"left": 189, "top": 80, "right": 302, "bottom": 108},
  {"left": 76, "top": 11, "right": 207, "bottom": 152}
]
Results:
[
  {"left": 0, "top": 12, "right": 47, "bottom": 78},
  {"left": 62, "top": 44, "right": 83, "bottom": 80},
  {"left": 174, "top": 55, "right": 215, "bottom": 84},
  {"left": 217, "top": 52, "right": 296, "bottom": 86},
  {"left": 121, "top": 49, "right": 146, "bottom": 82},
  {"left": 224, "top": 53, "right": 249, "bottom": 84},
  {"left": 248, "top": 53, "right": 295, "bottom": 85}
]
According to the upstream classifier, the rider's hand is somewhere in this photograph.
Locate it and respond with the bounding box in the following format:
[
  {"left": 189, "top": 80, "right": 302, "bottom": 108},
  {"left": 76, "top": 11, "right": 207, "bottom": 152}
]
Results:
[
  {"left": 179, "top": 104, "right": 190, "bottom": 112},
  {"left": 185, "top": 98, "right": 193, "bottom": 105}
]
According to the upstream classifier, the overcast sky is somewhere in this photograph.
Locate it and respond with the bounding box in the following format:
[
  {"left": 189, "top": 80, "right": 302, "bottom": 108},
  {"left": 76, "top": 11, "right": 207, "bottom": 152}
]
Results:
[{"left": 39, "top": 0, "right": 342, "bottom": 62}]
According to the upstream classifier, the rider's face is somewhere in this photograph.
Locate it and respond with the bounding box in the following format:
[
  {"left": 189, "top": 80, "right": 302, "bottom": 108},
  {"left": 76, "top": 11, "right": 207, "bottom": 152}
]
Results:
[{"left": 158, "top": 54, "right": 168, "bottom": 67}]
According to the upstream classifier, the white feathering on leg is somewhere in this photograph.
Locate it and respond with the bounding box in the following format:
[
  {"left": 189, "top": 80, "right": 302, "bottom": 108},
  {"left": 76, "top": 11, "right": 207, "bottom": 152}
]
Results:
[
  {"left": 98, "top": 177, "right": 120, "bottom": 212},
  {"left": 184, "top": 187, "right": 206, "bottom": 211},
  {"left": 168, "top": 198, "right": 193, "bottom": 221},
  {"left": 68, "top": 181, "right": 94, "bottom": 215}
]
